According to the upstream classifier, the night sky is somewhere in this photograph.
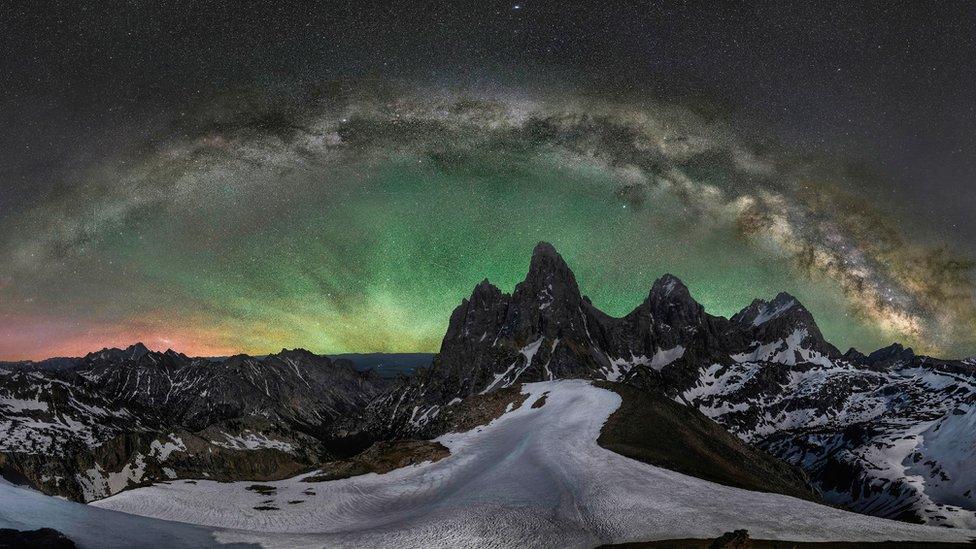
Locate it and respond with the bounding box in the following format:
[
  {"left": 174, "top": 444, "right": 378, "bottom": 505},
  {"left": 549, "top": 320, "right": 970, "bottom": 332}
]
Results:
[{"left": 1, "top": 1, "right": 975, "bottom": 360}]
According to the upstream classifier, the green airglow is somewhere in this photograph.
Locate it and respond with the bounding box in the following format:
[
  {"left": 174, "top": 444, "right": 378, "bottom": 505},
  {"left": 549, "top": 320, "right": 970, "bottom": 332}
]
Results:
[{"left": 84, "top": 149, "right": 891, "bottom": 356}]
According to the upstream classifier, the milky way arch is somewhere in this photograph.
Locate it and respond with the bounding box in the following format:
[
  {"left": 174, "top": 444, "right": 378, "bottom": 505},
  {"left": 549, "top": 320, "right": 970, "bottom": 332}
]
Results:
[{"left": 2, "top": 83, "right": 973, "bottom": 359}]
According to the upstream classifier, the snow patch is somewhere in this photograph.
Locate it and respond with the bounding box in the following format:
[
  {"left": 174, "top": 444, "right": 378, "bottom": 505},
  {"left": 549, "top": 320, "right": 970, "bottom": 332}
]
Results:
[
  {"left": 904, "top": 403, "right": 976, "bottom": 523},
  {"left": 212, "top": 431, "right": 294, "bottom": 453},
  {"left": 603, "top": 346, "right": 685, "bottom": 381},
  {"left": 149, "top": 434, "right": 186, "bottom": 462},
  {"left": 732, "top": 329, "right": 832, "bottom": 368},
  {"left": 0, "top": 478, "right": 231, "bottom": 548},
  {"left": 481, "top": 337, "right": 545, "bottom": 393},
  {"left": 538, "top": 283, "right": 554, "bottom": 310},
  {"left": 76, "top": 455, "right": 149, "bottom": 502},
  {"left": 650, "top": 345, "right": 685, "bottom": 370},
  {"left": 752, "top": 298, "right": 797, "bottom": 326},
  {"left": 0, "top": 398, "right": 49, "bottom": 413}
]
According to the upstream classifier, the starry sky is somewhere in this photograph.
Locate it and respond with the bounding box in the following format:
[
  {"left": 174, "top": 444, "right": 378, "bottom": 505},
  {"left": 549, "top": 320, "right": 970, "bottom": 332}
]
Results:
[{"left": 1, "top": 1, "right": 975, "bottom": 360}]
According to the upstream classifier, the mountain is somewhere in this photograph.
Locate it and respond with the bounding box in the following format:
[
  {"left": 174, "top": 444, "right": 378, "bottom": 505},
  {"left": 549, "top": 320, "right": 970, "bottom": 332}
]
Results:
[
  {"left": 0, "top": 347, "right": 385, "bottom": 501},
  {"left": 332, "top": 352, "right": 434, "bottom": 378},
  {"left": 699, "top": 350, "right": 976, "bottom": 527},
  {"left": 3, "top": 241, "right": 975, "bottom": 533},
  {"left": 372, "top": 242, "right": 976, "bottom": 528},
  {"left": 0, "top": 356, "right": 84, "bottom": 372},
  {"left": 80, "top": 346, "right": 382, "bottom": 432}
]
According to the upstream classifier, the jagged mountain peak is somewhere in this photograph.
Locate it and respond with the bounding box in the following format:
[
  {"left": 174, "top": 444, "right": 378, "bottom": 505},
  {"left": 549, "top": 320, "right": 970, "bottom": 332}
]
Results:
[
  {"left": 84, "top": 342, "right": 153, "bottom": 362},
  {"left": 730, "top": 291, "right": 839, "bottom": 359},
  {"left": 531, "top": 240, "right": 559, "bottom": 258},
  {"left": 649, "top": 273, "right": 689, "bottom": 298},
  {"left": 514, "top": 242, "right": 582, "bottom": 304},
  {"left": 635, "top": 273, "right": 707, "bottom": 330},
  {"left": 274, "top": 347, "right": 317, "bottom": 358},
  {"left": 769, "top": 291, "right": 800, "bottom": 308},
  {"left": 470, "top": 278, "right": 505, "bottom": 304},
  {"left": 731, "top": 292, "right": 807, "bottom": 328},
  {"left": 127, "top": 342, "right": 151, "bottom": 358},
  {"left": 843, "top": 347, "right": 868, "bottom": 362},
  {"left": 524, "top": 242, "right": 575, "bottom": 281},
  {"left": 648, "top": 273, "right": 691, "bottom": 301},
  {"left": 865, "top": 342, "right": 916, "bottom": 367},
  {"left": 221, "top": 352, "right": 261, "bottom": 364}
]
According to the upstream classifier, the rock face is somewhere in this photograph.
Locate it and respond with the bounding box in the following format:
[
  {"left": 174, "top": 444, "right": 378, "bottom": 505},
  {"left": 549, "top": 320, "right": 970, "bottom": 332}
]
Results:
[
  {"left": 0, "top": 348, "right": 385, "bottom": 501},
  {"left": 374, "top": 244, "right": 736, "bottom": 434},
  {"left": 373, "top": 242, "right": 976, "bottom": 528},
  {"left": 81, "top": 347, "right": 381, "bottom": 434},
  {"left": 710, "top": 529, "right": 751, "bottom": 549},
  {"left": 302, "top": 440, "right": 450, "bottom": 482},
  {"left": 0, "top": 527, "right": 76, "bottom": 548},
  {"left": 436, "top": 243, "right": 602, "bottom": 392},
  {"left": 374, "top": 243, "right": 782, "bottom": 433}
]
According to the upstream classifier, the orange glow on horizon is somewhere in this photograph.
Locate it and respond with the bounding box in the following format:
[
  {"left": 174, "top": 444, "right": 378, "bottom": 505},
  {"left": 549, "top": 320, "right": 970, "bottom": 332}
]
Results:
[{"left": 0, "top": 313, "right": 248, "bottom": 361}]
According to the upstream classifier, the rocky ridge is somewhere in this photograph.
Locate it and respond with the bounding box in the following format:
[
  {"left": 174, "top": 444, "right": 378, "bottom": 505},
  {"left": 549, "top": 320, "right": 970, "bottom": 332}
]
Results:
[
  {"left": 371, "top": 242, "right": 976, "bottom": 527},
  {"left": 0, "top": 348, "right": 383, "bottom": 501}
]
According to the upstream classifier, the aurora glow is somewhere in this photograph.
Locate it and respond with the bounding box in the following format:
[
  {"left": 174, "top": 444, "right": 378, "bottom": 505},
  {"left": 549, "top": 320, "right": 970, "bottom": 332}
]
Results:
[{"left": 1, "top": 86, "right": 974, "bottom": 360}]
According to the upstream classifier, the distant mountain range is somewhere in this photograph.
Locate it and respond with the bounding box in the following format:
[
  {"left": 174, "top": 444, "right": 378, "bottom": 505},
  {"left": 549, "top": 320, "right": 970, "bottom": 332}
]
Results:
[
  {"left": 1, "top": 351, "right": 433, "bottom": 379},
  {"left": 333, "top": 353, "right": 433, "bottom": 378},
  {"left": 2, "top": 242, "right": 974, "bottom": 532}
]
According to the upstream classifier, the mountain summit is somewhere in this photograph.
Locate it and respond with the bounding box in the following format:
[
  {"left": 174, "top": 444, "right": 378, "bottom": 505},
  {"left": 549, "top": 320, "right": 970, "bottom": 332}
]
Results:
[
  {"left": 412, "top": 242, "right": 853, "bottom": 406},
  {"left": 375, "top": 242, "right": 976, "bottom": 528},
  {"left": 733, "top": 292, "right": 838, "bottom": 356}
]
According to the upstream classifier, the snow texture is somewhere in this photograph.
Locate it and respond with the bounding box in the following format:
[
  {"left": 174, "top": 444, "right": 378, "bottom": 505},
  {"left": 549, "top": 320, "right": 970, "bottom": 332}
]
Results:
[
  {"left": 731, "top": 329, "right": 833, "bottom": 368},
  {"left": 751, "top": 298, "right": 797, "bottom": 326},
  {"left": 603, "top": 346, "right": 685, "bottom": 381},
  {"left": 0, "top": 479, "right": 236, "bottom": 548},
  {"left": 213, "top": 431, "right": 295, "bottom": 453},
  {"left": 650, "top": 345, "right": 685, "bottom": 370}
]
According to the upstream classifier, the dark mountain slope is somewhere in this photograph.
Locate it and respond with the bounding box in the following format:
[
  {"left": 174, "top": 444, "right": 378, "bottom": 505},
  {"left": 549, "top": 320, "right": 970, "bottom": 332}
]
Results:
[
  {"left": 595, "top": 381, "right": 817, "bottom": 501},
  {"left": 0, "top": 347, "right": 385, "bottom": 501}
]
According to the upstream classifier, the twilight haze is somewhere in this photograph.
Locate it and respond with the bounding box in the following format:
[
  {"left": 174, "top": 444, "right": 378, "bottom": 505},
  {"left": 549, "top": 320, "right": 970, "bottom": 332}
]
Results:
[{"left": 1, "top": 1, "right": 975, "bottom": 360}]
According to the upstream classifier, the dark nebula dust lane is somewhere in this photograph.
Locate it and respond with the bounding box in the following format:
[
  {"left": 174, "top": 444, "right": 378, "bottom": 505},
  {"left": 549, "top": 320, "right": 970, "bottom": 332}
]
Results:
[{"left": 1, "top": 2, "right": 974, "bottom": 360}]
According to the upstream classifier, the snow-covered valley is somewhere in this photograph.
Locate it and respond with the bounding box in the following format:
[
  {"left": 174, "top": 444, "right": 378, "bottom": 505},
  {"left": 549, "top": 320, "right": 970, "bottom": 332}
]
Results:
[{"left": 64, "top": 381, "right": 974, "bottom": 548}]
